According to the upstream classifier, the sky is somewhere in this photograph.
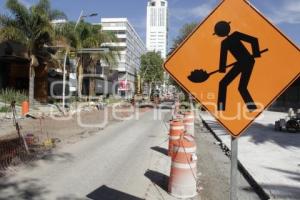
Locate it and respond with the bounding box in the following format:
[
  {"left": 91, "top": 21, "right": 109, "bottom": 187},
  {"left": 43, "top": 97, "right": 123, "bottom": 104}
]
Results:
[{"left": 0, "top": 0, "right": 299, "bottom": 51}]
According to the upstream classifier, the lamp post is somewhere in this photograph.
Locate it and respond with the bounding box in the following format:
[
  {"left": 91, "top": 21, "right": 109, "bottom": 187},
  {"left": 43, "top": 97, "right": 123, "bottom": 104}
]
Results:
[{"left": 62, "top": 11, "right": 99, "bottom": 110}]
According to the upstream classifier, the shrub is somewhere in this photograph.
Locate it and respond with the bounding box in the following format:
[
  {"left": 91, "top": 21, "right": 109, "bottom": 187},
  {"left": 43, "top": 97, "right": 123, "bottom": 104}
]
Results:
[
  {"left": 0, "top": 106, "right": 11, "bottom": 113},
  {"left": 0, "top": 89, "right": 28, "bottom": 105}
]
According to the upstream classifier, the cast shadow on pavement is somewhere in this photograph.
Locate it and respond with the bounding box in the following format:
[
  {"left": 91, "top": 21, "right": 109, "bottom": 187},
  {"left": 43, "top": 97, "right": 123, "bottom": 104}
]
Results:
[
  {"left": 86, "top": 185, "right": 144, "bottom": 200},
  {"left": 25, "top": 151, "right": 75, "bottom": 169},
  {"left": 266, "top": 167, "right": 300, "bottom": 183},
  {"left": 246, "top": 122, "right": 300, "bottom": 148},
  {"left": 260, "top": 184, "right": 300, "bottom": 199},
  {"left": 204, "top": 118, "right": 300, "bottom": 148},
  {"left": 144, "top": 169, "right": 168, "bottom": 192},
  {"left": 151, "top": 146, "right": 168, "bottom": 156},
  {"left": 0, "top": 176, "right": 49, "bottom": 200}
]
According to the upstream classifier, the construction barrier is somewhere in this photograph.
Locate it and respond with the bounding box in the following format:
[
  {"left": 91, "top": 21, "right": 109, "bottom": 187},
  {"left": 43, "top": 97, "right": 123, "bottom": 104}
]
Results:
[
  {"left": 173, "top": 101, "right": 180, "bottom": 116},
  {"left": 184, "top": 111, "right": 195, "bottom": 136},
  {"left": 25, "top": 134, "right": 36, "bottom": 146},
  {"left": 21, "top": 101, "right": 29, "bottom": 116},
  {"left": 168, "top": 120, "right": 184, "bottom": 157},
  {"left": 0, "top": 138, "right": 30, "bottom": 173},
  {"left": 173, "top": 113, "right": 184, "bottom": 120},
  {"left": 169, "top": 135, "right": 198, "bottom": 199}
]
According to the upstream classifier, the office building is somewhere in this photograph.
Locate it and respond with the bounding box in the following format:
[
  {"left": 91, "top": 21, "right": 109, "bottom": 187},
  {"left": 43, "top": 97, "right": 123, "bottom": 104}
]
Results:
[
  {"left": 100, "top": 18, "right": 147, "bottom": 98},
  {"left": 146, "top": 0, "right": 168, "bottom": 58}
]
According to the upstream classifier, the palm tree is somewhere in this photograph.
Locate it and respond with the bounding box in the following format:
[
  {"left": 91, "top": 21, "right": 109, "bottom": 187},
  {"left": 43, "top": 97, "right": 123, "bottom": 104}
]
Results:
[
  {"left": 0, "top": 0, "right": 66, "bottom": 105},
  {"left": 57, "top": 21, "right": 119, "bottom": 98}
]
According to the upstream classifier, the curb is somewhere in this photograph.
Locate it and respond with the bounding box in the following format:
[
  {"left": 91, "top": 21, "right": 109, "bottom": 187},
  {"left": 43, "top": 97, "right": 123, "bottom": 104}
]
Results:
[{"left": 199, "top": 114, "right": 270, "bottom": 200}]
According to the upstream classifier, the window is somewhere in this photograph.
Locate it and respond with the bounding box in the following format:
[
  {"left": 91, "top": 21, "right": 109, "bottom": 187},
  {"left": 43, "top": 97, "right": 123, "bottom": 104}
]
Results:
[
  {"left": 118, "top": 38, "right": 126, "bottom": 43},
  {"left": 161, "top": 2, "right": 165, "bottom": 6},
  {"left": 96, "top": 63, "right": 103, "bottom": 75},
  {"left": 151, "top": 2, "right": 155, "bottom": 6}
]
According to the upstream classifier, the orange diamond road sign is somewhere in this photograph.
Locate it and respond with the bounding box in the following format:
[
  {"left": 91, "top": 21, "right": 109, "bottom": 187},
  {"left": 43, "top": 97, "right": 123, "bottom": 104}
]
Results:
[{"left": 164, "top": 0, "right": 300, "bottom": 137}]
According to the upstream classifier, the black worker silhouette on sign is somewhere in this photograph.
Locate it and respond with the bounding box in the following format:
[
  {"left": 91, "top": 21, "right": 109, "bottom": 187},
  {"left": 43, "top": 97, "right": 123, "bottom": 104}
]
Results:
[{"left": 215, "top": 21, "right": 261, "bottom": 111}]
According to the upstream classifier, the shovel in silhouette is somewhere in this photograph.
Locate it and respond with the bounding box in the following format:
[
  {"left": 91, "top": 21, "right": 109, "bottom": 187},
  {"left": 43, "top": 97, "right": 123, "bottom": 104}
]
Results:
[{"left": 188, "top": 48, "right": 269, "bottom": 83}]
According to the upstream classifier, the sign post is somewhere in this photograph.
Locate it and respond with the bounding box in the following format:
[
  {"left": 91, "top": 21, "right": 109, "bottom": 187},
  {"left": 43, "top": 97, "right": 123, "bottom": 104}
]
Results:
[{"left": 230, "top": 137, "right": 238, "bottom": 200}]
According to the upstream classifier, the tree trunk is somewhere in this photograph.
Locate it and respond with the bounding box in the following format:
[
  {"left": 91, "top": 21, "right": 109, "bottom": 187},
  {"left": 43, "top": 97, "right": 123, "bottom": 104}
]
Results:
[
  {"left": 88, "top": 63, "right": 96, "bottom": 101},
  {"left": 29, "top": 55, "right": 38, "bottom": 106},
  {"left": 148, "top": 82, "right": 152, "bottom": 98},
  {"left": 29, "top": 65, "right": 35, "bottom": 106},
  {"left": 77, "top": 58, "right": 83, "bottom": 98},
  {"left": 89, "top": 77, "right": 96, "bottom": 101}
]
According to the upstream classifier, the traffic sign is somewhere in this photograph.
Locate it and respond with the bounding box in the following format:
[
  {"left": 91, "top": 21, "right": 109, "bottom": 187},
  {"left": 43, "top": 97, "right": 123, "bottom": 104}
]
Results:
[{"left": 164, "top": 0, "right": 300, "bottom": 137}]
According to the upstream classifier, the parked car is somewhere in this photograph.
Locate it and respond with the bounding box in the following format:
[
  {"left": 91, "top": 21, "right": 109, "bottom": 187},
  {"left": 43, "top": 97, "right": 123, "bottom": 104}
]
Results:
[{"left": 275, "top": 112, "right": 300, "bottom": 133}]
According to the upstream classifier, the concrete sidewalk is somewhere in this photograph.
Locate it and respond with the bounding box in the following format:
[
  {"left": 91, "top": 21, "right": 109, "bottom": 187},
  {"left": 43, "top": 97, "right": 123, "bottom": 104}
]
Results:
[{"left": 200, "top": 111, "right": 300, "bottom": 200}]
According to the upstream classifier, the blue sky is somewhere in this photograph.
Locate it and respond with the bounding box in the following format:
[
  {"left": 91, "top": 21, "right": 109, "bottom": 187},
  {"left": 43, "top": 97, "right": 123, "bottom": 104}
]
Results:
[{"left": 0, "top": 0, "right": 299, "bottom": 50}]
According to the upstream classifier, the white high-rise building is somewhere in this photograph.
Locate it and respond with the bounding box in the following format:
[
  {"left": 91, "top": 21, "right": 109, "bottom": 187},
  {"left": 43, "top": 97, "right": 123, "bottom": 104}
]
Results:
[
  {"left": 146, "top": 0, "right": 168, "bottom": 59},
  {"left": 100, "top": 18, "right": 147, "bottom": 98}
]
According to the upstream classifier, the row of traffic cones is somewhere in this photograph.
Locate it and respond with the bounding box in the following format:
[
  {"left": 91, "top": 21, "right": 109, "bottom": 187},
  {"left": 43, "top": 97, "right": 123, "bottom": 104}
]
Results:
[{"left": 168, "top": 108, "right": 198, "bottom": 198}]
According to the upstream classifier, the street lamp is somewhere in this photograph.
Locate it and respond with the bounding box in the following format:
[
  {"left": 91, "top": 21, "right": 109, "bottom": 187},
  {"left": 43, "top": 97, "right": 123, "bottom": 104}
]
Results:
[{"left": 62, "top": 11, "right": 99, "bottom": 110}]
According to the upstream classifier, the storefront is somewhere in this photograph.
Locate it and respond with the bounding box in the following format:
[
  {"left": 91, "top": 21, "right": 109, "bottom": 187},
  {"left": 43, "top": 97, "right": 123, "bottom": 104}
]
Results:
[{"left": 118, "top": 80, "right": 133, "bottom": 99}]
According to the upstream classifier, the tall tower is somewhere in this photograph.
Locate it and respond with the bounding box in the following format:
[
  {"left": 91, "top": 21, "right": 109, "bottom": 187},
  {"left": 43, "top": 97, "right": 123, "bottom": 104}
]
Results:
[{"left": 146, "top": 0, "right": 168, "bottom": 59}]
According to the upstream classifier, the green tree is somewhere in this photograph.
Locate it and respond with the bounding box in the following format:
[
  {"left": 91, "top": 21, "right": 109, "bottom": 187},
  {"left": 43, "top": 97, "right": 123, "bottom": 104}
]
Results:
[
  {"left": 0, "top": 0, "right": 66, "bottom": 104},
  {"left": 169, "top": 22, "right": 197, "bottom": 100},
  {"left": 140, "top": 51, "right": 164, "bottom": 96},
  {"left": 56, "top": 21, "right": 119, "bottom": 98},
  {"left": 172, "top": 22, "right": 198, "bottom": 51}
]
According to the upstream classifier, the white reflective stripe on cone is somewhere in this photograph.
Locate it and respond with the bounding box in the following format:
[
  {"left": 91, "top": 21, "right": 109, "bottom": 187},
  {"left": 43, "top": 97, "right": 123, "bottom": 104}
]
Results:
[
  {"left": 173, "top": 146, "right": 196, "bottom": 153},
  {"left": 171, "top": 126, "right": 184, "bottom": 130},
  {"left": 184, "top": 135, "right": 194, "bottom": 141},
  {"left": 172, "top": 161, "right": 196, "bottom": 169},
  {"left": 169, "top": 136, "right": 181, "bottom": 140},
  {"left": 185, "top": 116, "right": 194, "bottom": 119},
  {"left": 184, "top": 123, "right": 194, "bottom": 126},
  {"left": 169, "top": 186, "right": 198, "bottom": 199}
]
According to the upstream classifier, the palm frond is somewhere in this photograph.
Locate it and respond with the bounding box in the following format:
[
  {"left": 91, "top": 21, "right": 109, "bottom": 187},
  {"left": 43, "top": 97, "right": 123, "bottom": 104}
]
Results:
[
  {"left": 0, "top": 14, "right": 17, "bottom": 27},
  {"left": 0, "top": 26, "right": 27, "bottom": 44},
  {"left": 32, "top": 0, "right": 50, "bottom": 16},
  {"left": 6, "top": 0, "right": 30, "bottom": 28}
]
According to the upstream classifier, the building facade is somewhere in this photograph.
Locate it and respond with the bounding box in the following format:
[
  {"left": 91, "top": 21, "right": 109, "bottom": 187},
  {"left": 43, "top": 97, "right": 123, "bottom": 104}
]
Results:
[
  {"left": 146, "top": 0, "right": 168, "bottom": 59},
  {"left": 269, "top": 78, "right": 300, "bottom": 111},
  {"left": 100, "top": 18, "right": 147, "bottom": 98}
]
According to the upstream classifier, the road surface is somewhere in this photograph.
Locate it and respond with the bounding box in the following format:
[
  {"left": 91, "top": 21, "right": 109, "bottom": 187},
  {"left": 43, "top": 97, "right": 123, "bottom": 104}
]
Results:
[
  {"left": 0, "top": 104, "right": 260, "bottom": 200},
  {"left": 0, "top": 107, "right": 178, "bottom": 200}
]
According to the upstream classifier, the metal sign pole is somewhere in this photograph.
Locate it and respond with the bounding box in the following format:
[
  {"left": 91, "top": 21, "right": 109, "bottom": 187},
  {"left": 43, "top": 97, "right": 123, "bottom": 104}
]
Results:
[{"left": 230, "top": 136, "right": 238, "bottom": 200}]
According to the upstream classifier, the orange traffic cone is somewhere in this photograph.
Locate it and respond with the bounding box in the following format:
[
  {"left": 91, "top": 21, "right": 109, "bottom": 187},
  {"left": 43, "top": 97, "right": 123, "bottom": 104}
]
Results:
[
  {"left": 168, "top": 120, "right": 184, "bottom": 157},
  {"left": 173, "top": 101, "right": 180, "bottom": 115},
  {"left": 173, "top": 113, "right": 184, "bottom": 120},
  {"left": 169, "top": 135, "right": 198, "bottom": 198},
  {"left": 21, "top": 101, "right": 29, "bottom": 116},
  {"left": 184, "top": 111, "right": 195, "bottom": 136}
]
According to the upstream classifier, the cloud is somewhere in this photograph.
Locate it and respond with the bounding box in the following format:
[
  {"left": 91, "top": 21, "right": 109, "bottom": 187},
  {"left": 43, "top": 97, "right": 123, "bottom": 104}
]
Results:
[
  {"left": 170, "top": 1, "right": 216, "bottom": 21},
  {"left": 267, "top": 0, "right": 300, "bottom": 24}
]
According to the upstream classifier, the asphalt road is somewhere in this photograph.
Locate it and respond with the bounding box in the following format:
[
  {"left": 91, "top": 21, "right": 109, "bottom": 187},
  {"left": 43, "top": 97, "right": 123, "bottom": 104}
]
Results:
[
  {"left": 0, "top": 103, "right": 261, "bottom": 200},
  {"left": 0, "top": 106, "right": 178, "bottom": 200}
]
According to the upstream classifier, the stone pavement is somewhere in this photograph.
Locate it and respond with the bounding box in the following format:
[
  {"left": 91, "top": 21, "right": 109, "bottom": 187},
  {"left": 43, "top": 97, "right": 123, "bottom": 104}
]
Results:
[{"left": 200, "top": 111, "right": 300, "bottom": 200}]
